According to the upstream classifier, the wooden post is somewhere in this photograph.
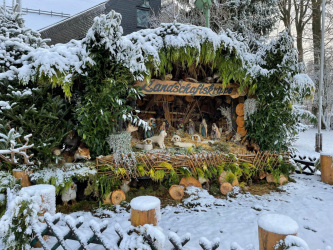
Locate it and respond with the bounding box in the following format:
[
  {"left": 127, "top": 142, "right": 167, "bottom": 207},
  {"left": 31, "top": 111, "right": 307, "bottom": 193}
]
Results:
[
  {"left": 130, "top": 196, "right": 161, "bottom": 227},
  {"left": 12, "top": 169, "right": 33, "bottom": 187},
  {"left": 258, "top": 214, "right": 298, "bottom": 250},
  {"left": 321, "top": 153, "right": 333, "bottom": 185}
]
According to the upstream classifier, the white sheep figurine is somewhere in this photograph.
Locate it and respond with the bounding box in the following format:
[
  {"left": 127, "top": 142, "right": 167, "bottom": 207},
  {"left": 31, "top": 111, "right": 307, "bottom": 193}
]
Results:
[
  {"left": 171, "top": 135, "right": 194, "bottom": 149},
  {"left": 171, "top": 135, "right": 181, "bottom": 143},
  {"left": 192, "top": 134, "right": 201, "bottom": 142},
  {"left": 61, "top": 183, "right": 77, "bottom": 205},
  {"left": 147, "top": 130, "right": 167, "bottom": 149},
  {"left": 135, "top": 139, "right": 153, "bottom": 151}
]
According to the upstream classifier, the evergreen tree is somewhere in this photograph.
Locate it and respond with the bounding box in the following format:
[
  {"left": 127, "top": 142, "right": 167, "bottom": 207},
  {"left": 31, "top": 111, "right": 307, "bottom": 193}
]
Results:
[
  {"left": 75, "top": 11, "right": 146, "bottom": 156},
  {"left": 0, "top": 7, "right": 73, "bottom": 165},
  {"left": 246, "top": 31, "right": 314, "bottom": 152},
  {"left": 0, "top": 7, "right": 47, "bottom": 73},
  {"left": 222, "top": 0, "right": 279, "bottom": 37}
]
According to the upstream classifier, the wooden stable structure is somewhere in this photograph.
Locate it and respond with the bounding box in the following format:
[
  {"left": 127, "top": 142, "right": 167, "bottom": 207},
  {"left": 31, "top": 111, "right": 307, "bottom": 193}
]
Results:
[
  {"left": 135, "top": 79, "right": 247, "bottom": 138},
  {"left": 96, "top": 151, "right": 290, "bottom": 178}
]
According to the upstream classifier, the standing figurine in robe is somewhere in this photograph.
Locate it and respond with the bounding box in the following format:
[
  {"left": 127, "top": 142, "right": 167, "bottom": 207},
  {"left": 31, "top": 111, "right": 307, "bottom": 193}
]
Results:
[
  {"left": 211, "top": 123, "right": 221, "bottom": 140},
  {"left": 188, "top": 119, "right": 195, "bottom": 135},
  {"left": 200, "top": 119, "right": 208, "bottom": 138},
  {"left": 144, "top": 118, "right": 156, "bottom": 139},
  {"left": 160, "top": 121, "right": 166, "bottom": 132},
  {"left": 177, "top": 121, "right": 184, "bottom": 137}
]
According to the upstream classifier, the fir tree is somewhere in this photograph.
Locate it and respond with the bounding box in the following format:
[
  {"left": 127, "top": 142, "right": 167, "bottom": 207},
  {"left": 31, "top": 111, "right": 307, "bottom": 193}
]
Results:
[
  {"left": 0, "top": 7, "right": 47, "bottom": 73},
  {"left": 246, "top": 31, "right": 314, "bottom": 152},
  {"left": 0, "top": 7, "right": 72, "bottom": 165}
]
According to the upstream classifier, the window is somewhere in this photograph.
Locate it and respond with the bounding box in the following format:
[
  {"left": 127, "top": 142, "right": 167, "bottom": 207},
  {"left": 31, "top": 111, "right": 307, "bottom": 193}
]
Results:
[{"left": 137, "top": 0, "right": 150, "bottom": 28}]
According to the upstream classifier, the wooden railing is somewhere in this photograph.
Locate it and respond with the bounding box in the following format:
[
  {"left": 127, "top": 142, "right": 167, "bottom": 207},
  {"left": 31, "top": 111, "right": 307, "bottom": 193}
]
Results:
[
  {"left": 5, "top": 6, "right": 70, "bottom": 17},
  {"left": 291, "top": 154, "right": 318, "bottom": 174}
]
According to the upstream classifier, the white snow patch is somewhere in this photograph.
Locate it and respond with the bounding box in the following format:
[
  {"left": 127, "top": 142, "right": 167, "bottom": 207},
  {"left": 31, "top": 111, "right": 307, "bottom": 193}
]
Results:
[
  {"left": 130, "top": 196, "right": 161, "bottom": 211},
  {"left": 282, "top": 235, "right": 310, "bottom": 250},
  {"left": 292, "top": 129, "right": 333, "bottom": 157},
  {"left": 19, "top": 184, "right": 56, "bottom": 215},
  {"left": 258, "top": 213, "right": 299, "bottom": 235}
]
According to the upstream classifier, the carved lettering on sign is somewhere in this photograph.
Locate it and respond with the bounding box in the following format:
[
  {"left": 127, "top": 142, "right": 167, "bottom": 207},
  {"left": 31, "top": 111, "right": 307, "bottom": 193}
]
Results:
[{"left": 135, "top": 79, "right": 240, "bottom": 97}]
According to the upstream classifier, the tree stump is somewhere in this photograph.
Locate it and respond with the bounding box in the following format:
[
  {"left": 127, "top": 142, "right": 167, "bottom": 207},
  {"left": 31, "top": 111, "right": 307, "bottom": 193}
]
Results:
[
  {"left": 169, "top": 185, "right": 184, "bottom": 200},
  {"left": 111, "top": 189, "right": 126, "bottom": 205},
  {"left": 131, "top": 196, "right": 161, "bottom": 227},
  {"left": 321, "top": 153, "right": 333, "bottom": 185},
  {"left": 12, "top": 169, "right": 33, "bottom": 187},
  {"left": 220, "top": 182, "right": 233, "bottom": 195},
  {"left": 179, "top": 177, "right": 202, "bottom": 188},
  {"left": 258, "top": 214, "right": 298, "bottom": 250},
  {"left": 236, "top": 103, "right": 245, "bottom": 116}
]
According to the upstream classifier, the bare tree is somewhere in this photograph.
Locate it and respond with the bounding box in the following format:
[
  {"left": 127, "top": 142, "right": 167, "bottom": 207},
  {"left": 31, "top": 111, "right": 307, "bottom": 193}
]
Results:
[
  {"left": 322, "top": 48, "right": 333, "bottom": 129},
  {"left": 311, "top": 0, "right": 322, "bottom": 75},
  {"left": 294, "top": 0, "right": 312, "bottom": 62},
  {"left": 150, "top": 0, "right": 279, "bottom": 37},
  {"left": 279, "top": 0, "right": 293, "bottom": 30}
]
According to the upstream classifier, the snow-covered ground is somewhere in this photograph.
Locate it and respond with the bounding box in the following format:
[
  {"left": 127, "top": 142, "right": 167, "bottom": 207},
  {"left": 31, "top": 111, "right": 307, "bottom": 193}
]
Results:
[
  {"left": 47, "top": 174, "right": 333, "bottom": 249},
  {"left": 292, "top": 128, "right": 333, "bottom": 158}
]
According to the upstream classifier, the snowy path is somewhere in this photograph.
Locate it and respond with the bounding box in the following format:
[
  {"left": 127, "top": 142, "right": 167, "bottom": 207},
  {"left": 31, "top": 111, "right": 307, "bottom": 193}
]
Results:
[
  {"left": 65, "top": 174, "right": 333, "bottom": 249},
  {"left": 292, "top": 128, "right": 333, "bottom": 157}
]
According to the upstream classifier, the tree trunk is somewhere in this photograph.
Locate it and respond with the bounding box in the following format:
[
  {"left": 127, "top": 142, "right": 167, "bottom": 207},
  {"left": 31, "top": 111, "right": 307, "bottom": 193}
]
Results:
[
  {"left": 296, "top": 28, "right": 304, "bottom": 62},
  {"left": 312, "top": 0, "right": 322, "bottom": 88},
  {"left": 279, "top": 0, "right": 292, "bottom": 31}
]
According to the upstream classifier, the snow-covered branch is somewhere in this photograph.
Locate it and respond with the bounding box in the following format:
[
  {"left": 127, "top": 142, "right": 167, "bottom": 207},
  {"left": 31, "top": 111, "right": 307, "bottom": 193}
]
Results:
[{"left": 0, "top": 130, "right": 34, "bottom": 165}]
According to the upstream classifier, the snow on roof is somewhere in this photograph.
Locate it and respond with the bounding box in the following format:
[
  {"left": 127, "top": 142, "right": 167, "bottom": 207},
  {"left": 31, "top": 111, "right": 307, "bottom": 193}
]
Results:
[{"left": 4, "top": 0, "right": 106, "bottom": 30}]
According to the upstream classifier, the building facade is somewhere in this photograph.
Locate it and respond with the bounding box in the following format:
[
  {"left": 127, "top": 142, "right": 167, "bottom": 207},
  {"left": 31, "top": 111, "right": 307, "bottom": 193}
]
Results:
[{"left": 40, "top": 0, "right": 161, "bottom": 45}]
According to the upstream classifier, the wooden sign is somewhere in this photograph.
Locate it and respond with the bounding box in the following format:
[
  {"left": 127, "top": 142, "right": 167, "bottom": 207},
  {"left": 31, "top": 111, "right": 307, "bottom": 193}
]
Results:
[{"left": 135, "top": 79, "right": 239, "bottom": 97}]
